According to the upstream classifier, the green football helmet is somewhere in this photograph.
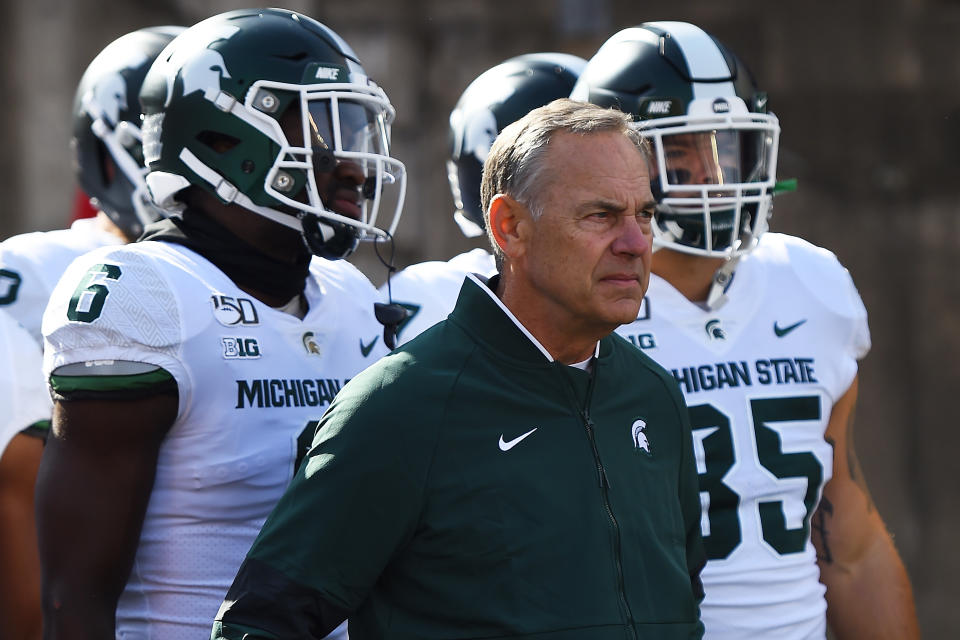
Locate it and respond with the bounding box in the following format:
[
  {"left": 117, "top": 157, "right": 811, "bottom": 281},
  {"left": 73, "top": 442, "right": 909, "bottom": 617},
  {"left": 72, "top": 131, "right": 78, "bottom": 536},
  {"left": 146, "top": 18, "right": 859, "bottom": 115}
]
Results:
[
  {"left": 72, "top": 26, "right": 185, "bottom": 239},
  {"left": 571, "top": 21, "right": 780, "bottom": 259},
  {"left": 447, "top": 53, "right": 586, "bottom": 237},
  {"left": 139, "top": 8, "right": 405, "bottom": 259}
]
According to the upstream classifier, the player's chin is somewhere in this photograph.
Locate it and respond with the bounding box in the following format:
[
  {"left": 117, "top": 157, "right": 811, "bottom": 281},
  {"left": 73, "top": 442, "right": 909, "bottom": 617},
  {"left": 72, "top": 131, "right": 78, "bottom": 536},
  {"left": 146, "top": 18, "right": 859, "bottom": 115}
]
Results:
[{"left": 329, "top": 197, "right": 362, "bottom": 221}]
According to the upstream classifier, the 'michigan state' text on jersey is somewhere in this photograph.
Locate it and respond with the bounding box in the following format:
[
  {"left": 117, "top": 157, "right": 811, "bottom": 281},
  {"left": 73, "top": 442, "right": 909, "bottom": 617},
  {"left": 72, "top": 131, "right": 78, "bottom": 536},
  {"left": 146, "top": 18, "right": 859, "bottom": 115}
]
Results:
[{"left": 615, "top": 233, "right": 869, "bottom": 639}]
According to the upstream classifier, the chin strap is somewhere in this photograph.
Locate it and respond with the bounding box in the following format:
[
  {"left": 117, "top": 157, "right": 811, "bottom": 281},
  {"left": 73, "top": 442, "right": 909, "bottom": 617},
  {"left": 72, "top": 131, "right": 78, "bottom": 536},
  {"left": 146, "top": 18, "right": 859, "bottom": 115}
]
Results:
[
  {"left": 701, "top": 179, "right": 796, "bottom": 310},
  {"left": 372, "top": 231, "right": 409, "bottom": 350},
  {"left": 705, "top": 223, "right": 760, "bottom": 310},
  {"left": 705, "top": 255, "right": 739, "bottom": 310}
]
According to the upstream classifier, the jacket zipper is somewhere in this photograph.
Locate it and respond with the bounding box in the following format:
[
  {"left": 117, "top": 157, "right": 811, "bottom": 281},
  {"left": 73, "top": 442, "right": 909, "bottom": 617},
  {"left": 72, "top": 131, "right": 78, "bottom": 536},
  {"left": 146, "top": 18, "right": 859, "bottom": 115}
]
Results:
[{"left": 563, "top": 362, "right": 637, "bottom": 639}]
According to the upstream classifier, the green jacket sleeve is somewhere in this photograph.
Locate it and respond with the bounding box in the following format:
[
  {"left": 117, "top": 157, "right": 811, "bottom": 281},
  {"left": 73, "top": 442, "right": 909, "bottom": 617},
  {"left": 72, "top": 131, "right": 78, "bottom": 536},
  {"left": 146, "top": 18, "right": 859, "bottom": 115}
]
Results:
[
  {"left": 213, "top": 364, "right": 434, "bottom": 638},
  {"left": 675, "top": 384, "right": 707, "bottom": 605}
]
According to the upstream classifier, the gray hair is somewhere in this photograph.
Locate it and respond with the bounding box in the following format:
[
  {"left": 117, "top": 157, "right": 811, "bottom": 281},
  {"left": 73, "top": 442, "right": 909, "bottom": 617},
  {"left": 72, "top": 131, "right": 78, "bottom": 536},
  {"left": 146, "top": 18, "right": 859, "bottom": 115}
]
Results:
[{"left": 480, "top": 98, "right": 649, "bottom": 268}]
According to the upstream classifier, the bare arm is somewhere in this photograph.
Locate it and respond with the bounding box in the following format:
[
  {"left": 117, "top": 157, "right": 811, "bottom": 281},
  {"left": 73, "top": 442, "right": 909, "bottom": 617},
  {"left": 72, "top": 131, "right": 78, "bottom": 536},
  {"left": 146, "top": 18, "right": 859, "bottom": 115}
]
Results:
[
  {"left": 812, "top": 376, "right": 920, "bottom": 639},
  {"left": 36, "top": 393, "right": 176, "bottom": 640},
  {"left": 0, "top": 433, "right": 45, "bottom": 640}
]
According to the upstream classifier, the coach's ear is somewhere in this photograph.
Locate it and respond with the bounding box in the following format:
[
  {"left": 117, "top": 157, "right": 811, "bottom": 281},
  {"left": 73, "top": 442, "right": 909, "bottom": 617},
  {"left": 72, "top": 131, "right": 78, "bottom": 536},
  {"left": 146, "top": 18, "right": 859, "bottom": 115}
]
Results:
[{"left": 488, "top": 194, "right": 532, "bottom": 263}]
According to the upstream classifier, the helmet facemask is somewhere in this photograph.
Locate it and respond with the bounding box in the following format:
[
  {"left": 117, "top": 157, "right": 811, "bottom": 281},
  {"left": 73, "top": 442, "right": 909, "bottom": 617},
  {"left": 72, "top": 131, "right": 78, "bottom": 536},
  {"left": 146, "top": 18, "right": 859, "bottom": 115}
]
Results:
[
  {"left": 248, "top": 80, "right": 406, "bottom": 258},
  {"left": 147, "top": 78, "right": 406, "bottom": 261},
  {"left": 641, "top": 98, "right": 780, "bottom": 258}
]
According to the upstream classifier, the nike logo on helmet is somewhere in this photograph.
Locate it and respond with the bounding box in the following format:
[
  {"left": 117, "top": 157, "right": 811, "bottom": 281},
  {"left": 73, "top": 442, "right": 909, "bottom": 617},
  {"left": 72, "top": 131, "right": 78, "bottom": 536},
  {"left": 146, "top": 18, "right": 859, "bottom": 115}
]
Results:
[
  {"left": 774, "top": 319, "right": 807, "bottom": 338},
  {"left": 498, "top": 428, "right": 538, "bottom": 452}
]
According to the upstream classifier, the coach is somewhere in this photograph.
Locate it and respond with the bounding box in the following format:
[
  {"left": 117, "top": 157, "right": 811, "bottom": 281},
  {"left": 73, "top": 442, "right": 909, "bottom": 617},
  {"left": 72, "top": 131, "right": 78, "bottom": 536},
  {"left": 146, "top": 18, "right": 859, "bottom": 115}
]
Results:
[{"left": 212, "top": 99, "right": 705, "bottom": 640}]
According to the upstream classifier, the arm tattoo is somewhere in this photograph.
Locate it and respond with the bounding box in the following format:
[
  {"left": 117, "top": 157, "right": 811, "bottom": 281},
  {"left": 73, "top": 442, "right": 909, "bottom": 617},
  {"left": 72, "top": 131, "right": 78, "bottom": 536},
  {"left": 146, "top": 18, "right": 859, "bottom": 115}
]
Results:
[
  {"left": 846, "top": 404, "right": 859, "bottom": 484},
  {"left": 812, "top": 495, "right": 834, "bottom": 564},
  {"left": 845, "top": 405, "right": 875, "bottom": 514}
]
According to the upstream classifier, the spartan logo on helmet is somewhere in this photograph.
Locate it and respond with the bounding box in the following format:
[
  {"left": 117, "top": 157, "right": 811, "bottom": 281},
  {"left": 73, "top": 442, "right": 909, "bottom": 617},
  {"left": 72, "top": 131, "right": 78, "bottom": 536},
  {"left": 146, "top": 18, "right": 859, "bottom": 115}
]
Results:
[
  {"left": 631, "top": 419, "right": 651, "bottom": 455},
  {"left": 154, "top": 24, "right": 239, "bottom": 107},
  {"left": 460, "top": 108, "right": 498, "bottom": 164},
  {"left": 83, "top": 56, "right": 146, "bottom": 125}
]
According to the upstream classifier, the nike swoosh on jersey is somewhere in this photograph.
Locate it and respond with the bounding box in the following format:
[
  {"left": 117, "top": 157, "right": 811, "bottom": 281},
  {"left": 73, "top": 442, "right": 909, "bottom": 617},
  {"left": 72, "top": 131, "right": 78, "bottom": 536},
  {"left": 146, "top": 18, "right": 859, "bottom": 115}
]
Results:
[
  {"left": 773, "top": 319, "right": 807, "bottom": 337},
  {"left": 498, "top": 428, "right": 538, "bottom": 452},
  {"left": 360, "top": 336, "right": 379, "bottom": 357}
]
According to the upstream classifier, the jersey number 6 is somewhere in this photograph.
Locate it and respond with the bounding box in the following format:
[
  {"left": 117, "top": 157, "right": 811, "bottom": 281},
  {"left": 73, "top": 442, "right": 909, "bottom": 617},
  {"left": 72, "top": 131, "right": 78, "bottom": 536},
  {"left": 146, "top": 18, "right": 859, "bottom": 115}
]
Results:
[{"left": 67, "top": 263, "right": 122, "bottom": 323}]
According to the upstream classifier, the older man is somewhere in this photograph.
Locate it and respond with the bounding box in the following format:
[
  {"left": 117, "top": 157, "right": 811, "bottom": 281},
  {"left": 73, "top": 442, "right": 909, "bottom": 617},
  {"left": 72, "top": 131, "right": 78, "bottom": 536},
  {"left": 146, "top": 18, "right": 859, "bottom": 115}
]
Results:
[{"left": 212, "top": 99, "right": 705, "bottom": 640}]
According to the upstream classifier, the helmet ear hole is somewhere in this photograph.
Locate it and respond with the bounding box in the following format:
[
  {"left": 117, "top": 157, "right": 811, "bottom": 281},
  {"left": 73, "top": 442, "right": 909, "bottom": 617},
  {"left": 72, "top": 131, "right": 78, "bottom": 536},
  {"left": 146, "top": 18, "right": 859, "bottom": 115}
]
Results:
[{"left": 196, "top": 131, "right": 242, "bottom": 154}]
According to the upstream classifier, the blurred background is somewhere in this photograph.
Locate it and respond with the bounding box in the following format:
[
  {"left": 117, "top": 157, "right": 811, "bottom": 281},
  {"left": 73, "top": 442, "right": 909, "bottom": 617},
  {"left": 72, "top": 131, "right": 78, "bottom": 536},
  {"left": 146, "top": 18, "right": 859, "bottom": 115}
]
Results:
[{"left": 2, "top": 0, "right": 957, "bottom": 635}]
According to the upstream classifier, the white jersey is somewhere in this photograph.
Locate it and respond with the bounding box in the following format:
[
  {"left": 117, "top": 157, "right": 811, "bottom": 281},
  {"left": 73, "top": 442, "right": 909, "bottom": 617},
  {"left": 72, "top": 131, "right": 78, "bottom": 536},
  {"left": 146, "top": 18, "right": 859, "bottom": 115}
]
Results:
[
  {"left": 0, "top": 217, "right": 124, "bottom": 346},
  {"left": 383, "top": 248, "right": 496, "bottom": 345},
  {"left": 43, "top": 241, "right": 386, "bottom": 640},
  {"left": 0, "top": 310, "right": 50, "bottom": 455},
  {"left": 615, "top": 233, "right": 870, "bottom": 639}
]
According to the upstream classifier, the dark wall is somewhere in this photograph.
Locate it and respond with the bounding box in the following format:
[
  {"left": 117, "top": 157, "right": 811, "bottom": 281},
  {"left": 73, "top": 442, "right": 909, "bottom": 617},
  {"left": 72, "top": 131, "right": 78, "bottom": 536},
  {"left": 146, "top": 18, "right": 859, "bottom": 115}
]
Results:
[{"left": 2, "top": 0, "right": 956, "bottom": 635}]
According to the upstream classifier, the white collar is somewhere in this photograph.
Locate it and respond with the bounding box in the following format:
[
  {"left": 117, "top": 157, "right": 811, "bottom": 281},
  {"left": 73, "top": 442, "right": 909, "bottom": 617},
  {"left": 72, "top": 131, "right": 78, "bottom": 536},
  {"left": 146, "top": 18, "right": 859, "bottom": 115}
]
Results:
[{"left": 466, "top": 273, "right": 599, "bottom": 364}]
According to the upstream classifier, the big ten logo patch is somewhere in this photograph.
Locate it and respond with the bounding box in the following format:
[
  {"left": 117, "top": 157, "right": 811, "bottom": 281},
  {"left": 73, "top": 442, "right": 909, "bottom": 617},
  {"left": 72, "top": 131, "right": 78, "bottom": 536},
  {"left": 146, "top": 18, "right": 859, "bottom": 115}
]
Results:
[{"left": 222, "top": 337, "right": 261, "bottom": 359}]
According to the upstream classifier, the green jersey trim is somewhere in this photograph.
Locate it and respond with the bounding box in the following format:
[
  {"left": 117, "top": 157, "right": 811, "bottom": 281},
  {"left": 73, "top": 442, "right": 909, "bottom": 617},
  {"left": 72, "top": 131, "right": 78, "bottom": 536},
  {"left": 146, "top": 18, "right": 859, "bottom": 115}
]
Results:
[
  {"left": 50, "top": 368, "right": 176, "bottom": 394},
  {"left": 21, "top": 419, "right": 51, "bottom": 440}
]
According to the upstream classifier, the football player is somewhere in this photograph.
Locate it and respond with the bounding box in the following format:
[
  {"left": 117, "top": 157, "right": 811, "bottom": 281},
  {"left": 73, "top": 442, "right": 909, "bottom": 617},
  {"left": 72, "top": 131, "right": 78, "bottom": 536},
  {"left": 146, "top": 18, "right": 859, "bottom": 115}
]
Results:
[
  {"left": 573, "top": 21, "right": 919, "bottom": 639},
  {"left": 0, "top": 310, "right": 50, "bottom": 640},
  {"left": 36, "top": 8, "right": 404, "bottom": 639},
  {"left": 0, "top": 26, "right": 183, "bottom": 640},
  {"left": 382, "top": 53, "right": 585, "bottom": 344},
  {"left": 0, "top": 26, "right": 185, "bottom": 347}
]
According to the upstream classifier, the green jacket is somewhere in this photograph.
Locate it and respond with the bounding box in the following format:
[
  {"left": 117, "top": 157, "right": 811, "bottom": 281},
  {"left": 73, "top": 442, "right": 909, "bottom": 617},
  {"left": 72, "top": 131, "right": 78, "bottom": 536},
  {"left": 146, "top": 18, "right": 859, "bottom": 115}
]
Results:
[{"left": 214, "top": 275, "right": 705, "bottom": 640}]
